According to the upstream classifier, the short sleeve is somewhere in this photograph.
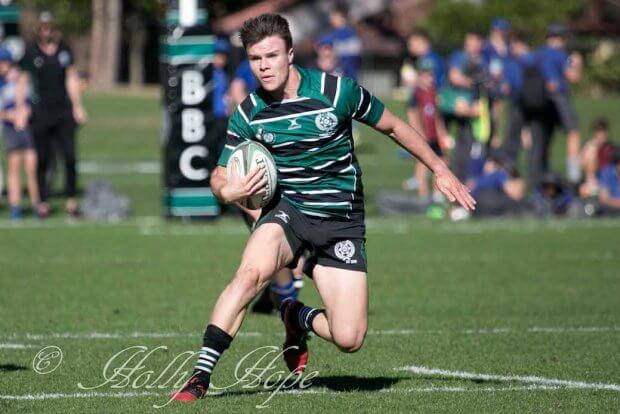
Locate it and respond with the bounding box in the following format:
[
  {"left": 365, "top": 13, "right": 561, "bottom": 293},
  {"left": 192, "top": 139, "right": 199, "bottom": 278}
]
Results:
[
  {"left": 60, "top": 42, "right": 74, "bottom": 66},
  {"left": 337, "top": 76, "right": 385, "bottom": 127},
  {"left": 216, "top": 108, "right": 253, "bottom": 167},
  {"left": 448, "top": 51, "right": 465, "bottom": 71},
  {"left": 19, "top": 46, "right": 35, "bottom": 74}
]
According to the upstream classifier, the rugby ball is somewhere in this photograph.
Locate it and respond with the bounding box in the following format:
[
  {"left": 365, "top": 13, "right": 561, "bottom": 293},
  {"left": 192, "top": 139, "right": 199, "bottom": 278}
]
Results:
[{"left": 226, "top": 141, "right": 278, "bottom": 209}]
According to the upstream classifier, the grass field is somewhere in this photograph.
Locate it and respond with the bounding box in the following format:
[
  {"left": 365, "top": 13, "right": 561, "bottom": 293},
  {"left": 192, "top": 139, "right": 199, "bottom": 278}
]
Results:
[{"left": 0, "top": 91, "right": 619, "bottom": 413}]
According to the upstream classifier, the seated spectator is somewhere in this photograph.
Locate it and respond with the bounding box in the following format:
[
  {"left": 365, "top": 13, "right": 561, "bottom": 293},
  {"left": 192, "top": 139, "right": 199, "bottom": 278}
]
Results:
[
  {"left": 579, "top": 118, "right": 616, "bottom": 196},
  {"left": 0, "top": 48, "right": 39, "bottom": 220},
  {"left": 533, "top": 171, "right": 576, "bottom": 216},
  {"left": 598, "top": 148, "right": 620, "bottom": 215},
  {"left": 470, "top": 149, "right": 527, "bottom": 216}
]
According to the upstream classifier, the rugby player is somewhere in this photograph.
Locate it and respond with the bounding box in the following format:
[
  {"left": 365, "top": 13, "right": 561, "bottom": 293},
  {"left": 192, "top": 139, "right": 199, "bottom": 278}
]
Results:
[{"left": 173, "top": 14, "right": 475, "bottom": 402}]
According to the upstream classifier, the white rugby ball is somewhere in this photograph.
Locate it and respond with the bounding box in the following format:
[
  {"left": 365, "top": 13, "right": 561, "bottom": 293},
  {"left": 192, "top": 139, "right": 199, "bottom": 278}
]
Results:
[{"left": 226, "top": 140, "right": 278, "bottom": 209}]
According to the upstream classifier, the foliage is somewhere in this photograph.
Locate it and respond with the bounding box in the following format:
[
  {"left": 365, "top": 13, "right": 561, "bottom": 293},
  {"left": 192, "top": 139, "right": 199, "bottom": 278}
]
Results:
[{"left": 417, "top": 0, "right": 586, "bottom": 52}]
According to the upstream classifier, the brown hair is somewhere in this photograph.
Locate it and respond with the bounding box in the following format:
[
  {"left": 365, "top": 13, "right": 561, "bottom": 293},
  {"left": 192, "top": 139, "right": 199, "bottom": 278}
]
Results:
[
  {"left": 591, "top": 117, "right": 609, "bottom": 133},
  {"left": 239, "top": 14, "right": 293, "bottom": 51}
]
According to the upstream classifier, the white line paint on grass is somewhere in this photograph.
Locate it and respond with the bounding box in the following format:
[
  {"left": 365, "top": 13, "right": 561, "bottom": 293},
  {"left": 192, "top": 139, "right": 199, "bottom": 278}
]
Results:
[
  {"left": 0, "top": 384, "right": 603, "bottom": 401},
  {"left": 0, "top": 391, "right": 160, "bottom": 401},
  {"left": 396, "top": 365, "right": 620, "bottom": 392},
  {"left": 0, "top": 343, "right": 35, "bottom": 349},
  {"left": 3, "top": 326, "right": 618, "bottom": 342}
]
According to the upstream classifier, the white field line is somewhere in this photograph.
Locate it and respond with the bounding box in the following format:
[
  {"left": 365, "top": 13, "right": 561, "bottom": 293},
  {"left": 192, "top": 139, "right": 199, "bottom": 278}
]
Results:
[
  {"left": 0, "top": 385, "right": 595, "bottom": 401},
  {"left": 0, "top": 343, "right": 36, "bottom": 349},
  {"left": 2, "top": 326, "right": 618, "bottom": 343},
  {"left": 397, "top": 365, "right": 620, "bottom": 392}
]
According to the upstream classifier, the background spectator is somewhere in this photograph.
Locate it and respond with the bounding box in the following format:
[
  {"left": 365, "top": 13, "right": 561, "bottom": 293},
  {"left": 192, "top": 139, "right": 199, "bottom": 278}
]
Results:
[
  {"left": 0, "top": 48, "right": 39, "bottom": 220},
  {"left": 401, "top": 29, "right": 445, "bottom": 89},
  {"left": 538, "top": 23, "right": 583, "bottom": 184},
  {"left": 317, "top": 3, "right": 361, "bottom": 80},
  {"left": 16, "top": 11, "right": 87, "bottom": 218},
  {"left": 229, "top": 58, "right": 258, "bottom": 107},
  {"left": 404, "top": 58, "right": 448, "bottom": 202},
  {"left": 579, "top": 118, "right": 616, "bottom": 197},
  {"left": 597, "top": 148, "right": 620, "bottom": 215}
]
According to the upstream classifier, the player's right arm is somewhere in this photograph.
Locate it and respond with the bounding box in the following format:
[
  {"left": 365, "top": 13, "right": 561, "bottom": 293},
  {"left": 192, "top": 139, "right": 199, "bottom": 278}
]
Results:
[{"left": 210, "top": 106, "right": 266, "bottom": 208}]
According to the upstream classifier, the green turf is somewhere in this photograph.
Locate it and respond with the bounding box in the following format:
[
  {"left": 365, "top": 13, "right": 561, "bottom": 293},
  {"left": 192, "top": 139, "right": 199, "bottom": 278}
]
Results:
[{"left": 0, "top": 91, "right": 619, "bottom": 412}]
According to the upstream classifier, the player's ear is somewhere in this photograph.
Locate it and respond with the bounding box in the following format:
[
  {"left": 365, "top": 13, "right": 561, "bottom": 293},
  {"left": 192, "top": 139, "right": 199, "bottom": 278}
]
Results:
[{"left": 287, "top": 48, "right": 294, "bottom": 65}]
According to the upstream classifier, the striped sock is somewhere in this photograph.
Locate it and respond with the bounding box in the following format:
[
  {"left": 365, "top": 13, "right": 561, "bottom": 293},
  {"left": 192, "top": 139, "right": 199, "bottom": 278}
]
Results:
[
  {"left": 195, "top": 346, "right": 221, "bottom": 375},
  {"left": 193, "top": 324, "right": 232, "bottom": 383},
  {"left": 297, "top": 306, "right": 324, "bottom": 332}
]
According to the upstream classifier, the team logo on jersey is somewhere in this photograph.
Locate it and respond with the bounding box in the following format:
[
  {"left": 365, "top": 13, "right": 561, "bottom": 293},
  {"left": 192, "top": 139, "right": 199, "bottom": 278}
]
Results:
[
  {"left": 315, "top": 112, "right": 338, "bottom": 133},
  {"left": 334, "top": 240, "right": 357, "bottom": 264},
  {"left": 256, "top": 127, "right": 275, "bottom": 144},
  {"left": 275, "top": 210, "right": 289, "bottom": 224},
  {"left": 34, "top": 56, "right": 44, "bottom": 68},
  {"left": 288, "top": 118, "right": 301, "bottom": 130}
]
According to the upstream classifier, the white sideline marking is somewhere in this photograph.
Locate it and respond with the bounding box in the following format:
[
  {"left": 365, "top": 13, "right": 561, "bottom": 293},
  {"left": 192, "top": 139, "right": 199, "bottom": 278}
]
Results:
[
  {"left": 0, "top": 391, "right": 160, "bottom": 401},
  {"left": 2, "top": 326, "right": 618, "bottom": 342},
  {"left": 0, "top": 343, "right": 35, "bottom": 349},
  {"left": 79, "top": 161, "right": 160, "bottom": 175},
  {"left": 396, "top": 365, "right": 620, "bottom": 392},
  {"left": 0, "top": 384, "right": 604, "bottom": 401}
]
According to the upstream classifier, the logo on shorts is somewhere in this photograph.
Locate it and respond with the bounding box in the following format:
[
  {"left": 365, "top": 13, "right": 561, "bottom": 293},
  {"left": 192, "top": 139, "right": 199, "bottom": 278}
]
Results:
[
  {"left": 334, "top": 240, "right": 357, "bottom": 264},
  {"left": 275, "top": 210, "right": 289, "bottom": 224},
  {"left": 315, "top": 112, "right": 338, "bottom": 134}
]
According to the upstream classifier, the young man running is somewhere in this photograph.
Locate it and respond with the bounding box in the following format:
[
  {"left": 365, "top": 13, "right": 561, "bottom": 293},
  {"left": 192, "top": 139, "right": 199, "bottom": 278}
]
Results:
[{"left": 173, "top": 14, "right": 475, "bottom": 402}]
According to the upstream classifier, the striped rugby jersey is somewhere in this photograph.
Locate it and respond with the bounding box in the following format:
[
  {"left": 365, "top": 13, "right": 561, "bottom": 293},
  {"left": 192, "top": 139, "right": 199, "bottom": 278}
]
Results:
[{"left": 217, "top": 65, "right": 385, "bottom": 219}]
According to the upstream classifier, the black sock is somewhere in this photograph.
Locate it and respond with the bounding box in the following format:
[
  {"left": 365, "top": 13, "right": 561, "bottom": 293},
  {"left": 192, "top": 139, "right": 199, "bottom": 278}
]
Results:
[
  {"left": 280, "top": 300, "right": 324, "bottom": 333},
  {"left": 193, "top": 324, "right": 233, "bottom": 384}
]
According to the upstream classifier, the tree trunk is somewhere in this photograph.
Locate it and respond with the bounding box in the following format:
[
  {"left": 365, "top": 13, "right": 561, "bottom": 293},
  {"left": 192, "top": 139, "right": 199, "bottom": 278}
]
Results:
[
  {"left": 127, "top": 14, "right": 146, "bottom": 89},
  {"left": 89, "top": 0, "right": 121, "bottom": 90}
]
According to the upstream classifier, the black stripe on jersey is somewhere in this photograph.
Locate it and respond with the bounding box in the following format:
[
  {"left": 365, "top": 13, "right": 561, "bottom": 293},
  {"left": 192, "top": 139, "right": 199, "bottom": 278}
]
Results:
[
  {"left": 323, "top": 73, "right": 339, "bottom": 104},
  {"left": 252, "top": 99, "right": 330, "bottom": 122},
  {"left": 285, "top": 191, "right": 352, "bottom": 204},
  {"left": 225, "top": 131, "right": 244, "bottom": 147},
  {"left": 271, "top": 125, "right": 350, "bottom": 157},
  {"left": 354, "top": 88, "right": 371, "bottom": 120},
  {"left": 285, "top": 191, "right": 364, "bottom": 211},
  {"left": 239, "top": 96, "right": 256, "bottom": 121},
  {"left": 278, "top": 153, "right": 353, "bottom": 179}
]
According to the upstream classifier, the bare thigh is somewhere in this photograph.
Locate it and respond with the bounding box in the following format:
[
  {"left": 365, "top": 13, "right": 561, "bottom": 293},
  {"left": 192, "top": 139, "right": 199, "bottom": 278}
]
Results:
[{"left": 312, "top": 265, "right": 368, "bottom": 351}]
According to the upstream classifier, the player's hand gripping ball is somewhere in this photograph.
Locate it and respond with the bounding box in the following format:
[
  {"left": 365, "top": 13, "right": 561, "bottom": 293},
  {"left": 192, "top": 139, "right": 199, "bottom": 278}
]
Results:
[{"left": 226, "top": 141, "right": 278, "bottom": 209}]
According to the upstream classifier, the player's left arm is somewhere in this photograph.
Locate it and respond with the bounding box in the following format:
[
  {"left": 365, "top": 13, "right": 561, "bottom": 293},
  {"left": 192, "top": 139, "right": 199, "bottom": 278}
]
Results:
[{"left": 374, "top": 109, "right": 476, "bottom": 210}]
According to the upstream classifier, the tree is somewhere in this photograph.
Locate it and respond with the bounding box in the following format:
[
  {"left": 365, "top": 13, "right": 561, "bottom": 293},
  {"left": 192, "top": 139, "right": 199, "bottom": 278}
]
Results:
[
  {"left": 417, "top": 0, "right": 586, "bottom": 52},
  {"left": 89, "top": 0, "right": 121, "bottom": 90}
]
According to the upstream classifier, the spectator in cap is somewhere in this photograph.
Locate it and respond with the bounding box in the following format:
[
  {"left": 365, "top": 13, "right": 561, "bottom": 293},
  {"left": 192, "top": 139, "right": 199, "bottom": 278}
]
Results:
[
  {"left": 15, "top": 10, "right": 87, "bottom": 218},
  {"left": 0, "top": 48, "right": 40, "bottom": 220},
  {"left": 537, "top": 22, "right": 583, "bottom": 184},
  {"left": 403, "top": 57, "right": 448, "bottom": 201},
  {"left": 229, "top": 57, "right": 259, "bottom": 106},
  {"left": 597, "top": 147, "right": 620, "bottom": 215}
]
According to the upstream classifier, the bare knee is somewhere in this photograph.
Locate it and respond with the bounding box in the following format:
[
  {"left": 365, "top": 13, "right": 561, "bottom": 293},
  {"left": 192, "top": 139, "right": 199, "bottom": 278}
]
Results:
[
  {"left": 333, "top": 328, "right": 366, "bottom": 353},
  {"left": 230, "top": 265, "right": 266, "bottom": 299}
]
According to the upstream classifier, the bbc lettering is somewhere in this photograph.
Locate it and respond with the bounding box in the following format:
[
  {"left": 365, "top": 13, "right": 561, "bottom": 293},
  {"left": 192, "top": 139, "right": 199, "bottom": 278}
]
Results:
[{"left": 180, "top": 69, "right": 208, "bottom": 181}]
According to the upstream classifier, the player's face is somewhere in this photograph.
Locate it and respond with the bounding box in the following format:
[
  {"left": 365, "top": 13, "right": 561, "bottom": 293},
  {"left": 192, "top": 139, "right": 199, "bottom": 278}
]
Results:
[{"left": 246, "top": 35, "right": 293, "bottom": 93}]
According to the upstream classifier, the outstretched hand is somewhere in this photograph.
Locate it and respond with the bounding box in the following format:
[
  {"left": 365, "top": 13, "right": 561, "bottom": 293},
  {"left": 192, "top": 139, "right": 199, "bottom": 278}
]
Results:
[{"left": 434, "top": 167, "right": 476, "bottom": 211}]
